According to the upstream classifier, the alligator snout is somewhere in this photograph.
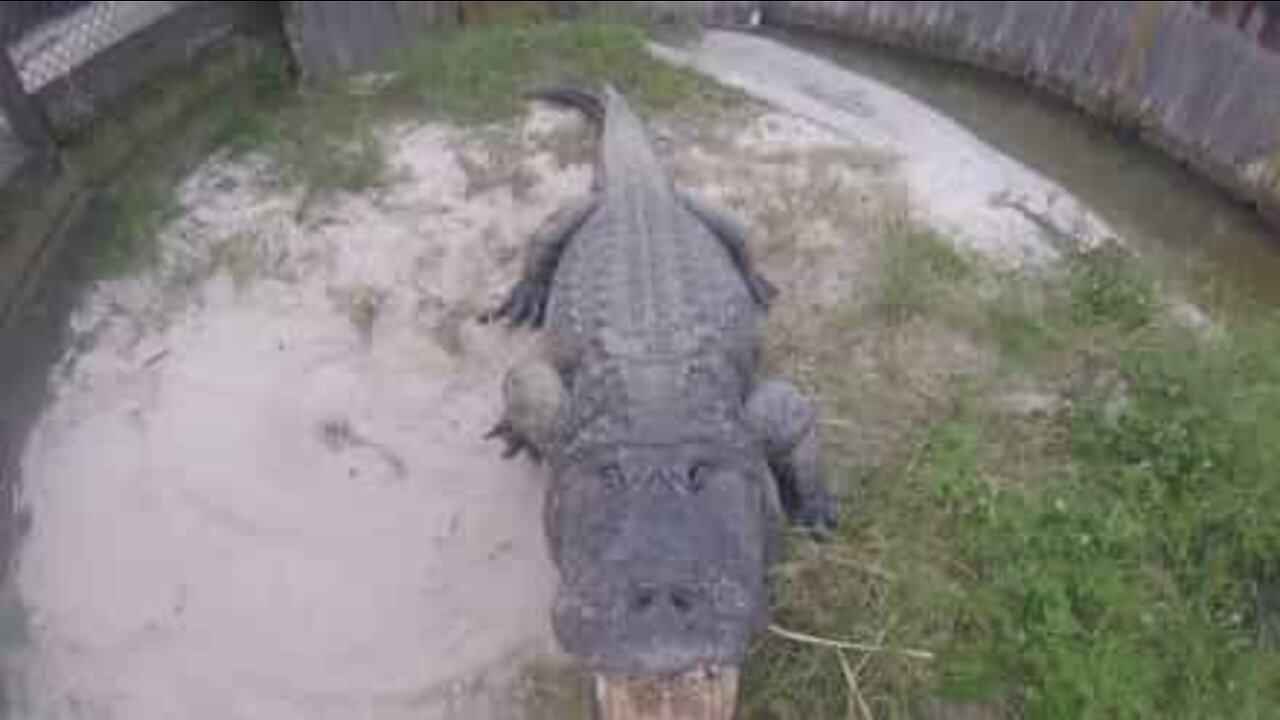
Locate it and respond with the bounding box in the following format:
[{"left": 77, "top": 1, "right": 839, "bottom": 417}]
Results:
[
  {"left": 554, "top": 569, "right": 761, "bottom": 679},
  {"left": 627, "top": 581, "right": 704, "bottom": 616},
  {"left": 550, "top": 455, "right": 771, "bottom": 678}
]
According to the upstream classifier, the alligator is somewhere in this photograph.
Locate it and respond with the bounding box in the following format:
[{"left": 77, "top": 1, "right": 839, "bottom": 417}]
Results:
[{"left": 484, "top": 85, "right": 838, "bottom": 716}]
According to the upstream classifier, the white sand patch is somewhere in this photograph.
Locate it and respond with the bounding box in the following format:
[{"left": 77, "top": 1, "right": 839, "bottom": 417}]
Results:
[
  {"left": 11, "top": 117, "right": 591, "bottom": 720},
  {"left": 653, "top": 31, "right": 1114, "bottom": 262}
]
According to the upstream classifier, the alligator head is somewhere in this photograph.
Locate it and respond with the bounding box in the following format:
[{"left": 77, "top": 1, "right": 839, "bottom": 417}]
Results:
[{"left": 547, "top": 442, "right": 776, "bottom": 717}]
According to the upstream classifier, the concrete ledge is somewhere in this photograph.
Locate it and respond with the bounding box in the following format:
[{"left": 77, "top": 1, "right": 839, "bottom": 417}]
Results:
[{"left": 765, "top": 1, "right": 1280, "bottom": 227}]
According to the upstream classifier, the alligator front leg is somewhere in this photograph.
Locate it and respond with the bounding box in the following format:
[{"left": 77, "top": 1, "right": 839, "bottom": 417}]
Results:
[
  {"left": 484, "top": 195, "right": 599, "bottom": 329},
  {"left": 747, "top": 379, "right": 838, "bottom": 535},
  {"left": 488, "top": 360, "right": 564, "bottom": 463},
  {"left": 680, "top": 190, "right": 779, "bottom": 309}
]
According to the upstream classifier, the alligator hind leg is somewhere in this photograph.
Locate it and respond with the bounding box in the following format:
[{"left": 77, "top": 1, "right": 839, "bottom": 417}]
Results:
[
  {"left": 747, "top": 379, "right": 838, "bottom": 535},
  {"left": 488, "top": 360, "right": 564, "bottom": 463},
  {"left": 483, "top": 195, "right": 599, "bottom": 329},
  {"left": 680, "top": 190, "right": 779, "bottom": 308}
]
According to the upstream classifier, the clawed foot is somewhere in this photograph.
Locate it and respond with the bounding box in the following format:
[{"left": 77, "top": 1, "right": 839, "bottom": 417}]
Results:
[
  {"left": 480, "top": 280, "right": 548, "bottom": 329},
  {"left": 793, "top": 492, "right": 839, "bottom": 541},
  {"left": 485, "top": 420, "right": 543, "bottom": 463},
  {"left": 750, "top": 273, "right": 780, "bottom": 309}
]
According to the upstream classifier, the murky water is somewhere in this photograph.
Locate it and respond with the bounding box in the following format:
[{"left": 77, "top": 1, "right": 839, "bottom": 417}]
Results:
[{"left": 772, "top": 28, "right": 1280, "bottom": 313}]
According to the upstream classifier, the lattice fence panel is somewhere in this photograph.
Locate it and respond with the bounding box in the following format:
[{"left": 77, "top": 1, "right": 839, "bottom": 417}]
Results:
[{"left": 11, "top": 1, "right": 190, "bottom": 93}]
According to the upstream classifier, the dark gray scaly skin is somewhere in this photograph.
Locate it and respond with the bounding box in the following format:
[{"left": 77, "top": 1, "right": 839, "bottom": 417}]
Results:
[{"left": 485, "top": 86, "right": 838, "bottom": 676}]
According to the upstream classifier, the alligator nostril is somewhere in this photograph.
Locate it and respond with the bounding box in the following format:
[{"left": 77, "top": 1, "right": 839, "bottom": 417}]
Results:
[
  {"left": 601, "top": 464, "right": 626, "bottom": 492},
  {"left": 685, "top": 463, "right": 710, "bottom": 494},
  {"left": 629, "top": 588, "right": 657, "bottom": 613},
  {"left": 670, "top": 588, "right": 695, "bottom": 614}
]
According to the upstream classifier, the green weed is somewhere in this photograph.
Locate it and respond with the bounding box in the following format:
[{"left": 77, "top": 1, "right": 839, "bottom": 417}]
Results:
[
  {"left": 383, "top": 22, "right": 730, "bottom": 124},
  {"left": 880, "top": 226, "right": 977, "bottom": 325},
  {"left": 1066, "top": 241, "right": 1158, "bottom": 331},
  {"left": 220, "top": 23, "right": 730, "bottom": 194},
  {"left": 939, "top": 320, "right": 1280, "bottom": 718},
  {"left": 747, "top": 223, "right": 1280, "bottom": 718},
  {"left": 73, "top": 42, "right": 279, "bottom": 279},
  {"left": 85, "top": 168, "right": 176, "bottom": 279},
  {"left": 220, "top": 85, "right": 389, "bottom": 193},
  {"left": 877, "top": 225, "right": 975, "bottom": 325}
]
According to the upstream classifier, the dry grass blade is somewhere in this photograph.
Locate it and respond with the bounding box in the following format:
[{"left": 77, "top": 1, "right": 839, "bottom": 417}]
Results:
[
  {"left": 768, "top": 625, "right": 935, "bottom": 662},
  {"left": 837, "top": 649, "right": 875, "bottom": 720},
  {"left": 820, "top": 552, "right": 898, "bottom": 582}
]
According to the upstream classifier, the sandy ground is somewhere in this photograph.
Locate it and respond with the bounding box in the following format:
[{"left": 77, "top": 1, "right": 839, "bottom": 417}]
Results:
[
  {"left": 6, "top": 32, "right": 1110, "bottom": 719},
  {"left": 10, "top": 117, "right": 586, "bottom": 719}
]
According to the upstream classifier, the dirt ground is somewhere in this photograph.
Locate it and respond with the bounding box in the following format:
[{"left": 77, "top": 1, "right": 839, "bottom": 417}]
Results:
[{"left": 6, "top": 32, "right": 1109, "bottom": 719}]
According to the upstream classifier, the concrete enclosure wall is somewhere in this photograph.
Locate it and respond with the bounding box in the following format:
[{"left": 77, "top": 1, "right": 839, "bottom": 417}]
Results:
[{"left": 765, "top": 1, "right": 1280, "bottom": 225}]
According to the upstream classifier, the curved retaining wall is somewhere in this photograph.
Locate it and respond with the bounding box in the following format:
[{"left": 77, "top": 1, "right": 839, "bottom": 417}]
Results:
[{"left": 764, "top": 1, "right": 1280, "bottom": 227}]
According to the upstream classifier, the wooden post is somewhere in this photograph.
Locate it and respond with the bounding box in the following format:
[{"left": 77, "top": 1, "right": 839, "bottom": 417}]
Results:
[{"left": 0, "top": 49, "right": 54, "bottom": 158}]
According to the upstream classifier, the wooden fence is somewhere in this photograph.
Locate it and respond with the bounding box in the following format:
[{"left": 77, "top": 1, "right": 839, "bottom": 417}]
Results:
[
  {"left": 0, "top": 1, "right": 765, "bottom": 158},
  {"left": 283, "top": 1, "right": 762, "bottom": 78},
  {"left": 284, "top": 2, "right": 460, "bottom": 79}
]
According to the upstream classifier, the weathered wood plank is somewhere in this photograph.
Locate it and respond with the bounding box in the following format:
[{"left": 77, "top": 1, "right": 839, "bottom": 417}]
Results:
[
  {"left": 285, "top": 1, "right": 461, "bottom": 79},
  {"left": 555, "top": 1, "right": 762, "bottom": 26}
]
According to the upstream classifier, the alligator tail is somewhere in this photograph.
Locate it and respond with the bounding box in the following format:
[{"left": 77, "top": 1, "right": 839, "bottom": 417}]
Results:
[
  {"left": 528, "top": 83, "right": 664, "bottom": 190},
  {"left": 526, "top": 85, "right": 606, "bottom": 126}
]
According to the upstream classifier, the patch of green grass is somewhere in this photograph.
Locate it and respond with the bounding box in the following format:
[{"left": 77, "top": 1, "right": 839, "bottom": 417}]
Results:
[
  {"left": 983, "top": 241, "right": 1158, "bottom": 369},
  {"left": 212, "top": 43, "right": 393, "bottom": 194},
  {"left": 85, "top": 164, "right": 178, "bottom": 279},
  {"left": 221, "top": 23, "right": 729, "bottom": 194},
  {"left": 1065, "top": 241, "right": 1158, "bottom": 331},
  {"left": 744, "top": 529, "right": 964, "bottom": 719},
  {"left": 383, "top": 22, "right": 733, "bottom": 124},
  {"left": 747, "top": 227, "right": 1280, "bottom": 717},
  {"left": 65, "top": 21, "right": 735, "bottom": 280},
  {"left": 69, "top": 41, "right": 280, "bottom": 176},
  {"left": 68, "top": 42, "right": 281, "bottom": 280},
  {"left": 221, "top": 85, "right": 390, "bottom": 193},
  {"left": 986, "top": 294, "right": 1063, "bottom": 365},
  {"left": 877, "top": 225, "right": 976, "bottom": 325},
  {"left": 938, "top": 321, "right": 1280, "bottom": 718}
]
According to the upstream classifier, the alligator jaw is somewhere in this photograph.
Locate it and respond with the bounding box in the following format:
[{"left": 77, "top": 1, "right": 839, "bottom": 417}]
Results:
[{"left": 596, "top": 667, "right": 739, "bottom": 720}]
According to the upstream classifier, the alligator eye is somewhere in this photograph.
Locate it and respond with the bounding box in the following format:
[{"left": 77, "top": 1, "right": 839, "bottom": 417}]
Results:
[
  {"left": 629, "top": 587, "right": 657, "bottom": 613},
  {"left": 600, "top": 464, "right": 626, "bottom": 491},
  {"left": 685, "top": 462, "right": 713, "bottom": 494},
  {"left": 670, "top": 588, "right": 695, "bottom": 614}
]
